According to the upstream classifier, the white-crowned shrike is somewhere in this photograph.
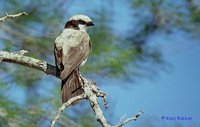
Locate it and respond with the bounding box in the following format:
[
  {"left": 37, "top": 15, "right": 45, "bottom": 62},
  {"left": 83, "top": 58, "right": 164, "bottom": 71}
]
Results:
[{"left": 54, "top": 15, "right": 94, "bottom": 103}]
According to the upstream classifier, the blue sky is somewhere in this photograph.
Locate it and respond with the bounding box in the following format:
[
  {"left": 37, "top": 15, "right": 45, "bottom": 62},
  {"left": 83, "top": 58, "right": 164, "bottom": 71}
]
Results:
[{"left": 102, "top": 41, "right": 200, "bottom": 127}]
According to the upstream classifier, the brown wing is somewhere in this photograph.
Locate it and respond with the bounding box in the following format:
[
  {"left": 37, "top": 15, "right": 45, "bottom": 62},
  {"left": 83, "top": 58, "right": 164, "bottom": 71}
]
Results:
[
  {"left": 61, "top": 68, "right": 84, "bottom": 103},
  {"left": 60, "top": 43, "right": 89, "bottom": 80},
  {"left": 54, "top": 43, "right": 64, "bottom": 76}
]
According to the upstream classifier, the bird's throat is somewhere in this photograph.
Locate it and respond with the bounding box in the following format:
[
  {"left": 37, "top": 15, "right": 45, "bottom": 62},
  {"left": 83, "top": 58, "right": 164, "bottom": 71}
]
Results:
[{"left": 78, "top": 24, "right": 87, "bottom": 32}]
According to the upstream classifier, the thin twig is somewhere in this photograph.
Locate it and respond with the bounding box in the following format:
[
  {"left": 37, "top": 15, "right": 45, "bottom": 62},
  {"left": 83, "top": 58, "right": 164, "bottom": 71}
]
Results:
[
  {"left": 119, "top": 115, "right": 127, "bottom": 123},
  {"left": 0, "top": 12, "right": 28, "bottom": 22},
  {"left": 90, "top": 81, "right": 108, "bottom": 108},
  {"left": 50, "top": 94, "right": 86, "bottom": 127},
  {"left": 114, "top": 111, "right": 144, "bottom": 127}
]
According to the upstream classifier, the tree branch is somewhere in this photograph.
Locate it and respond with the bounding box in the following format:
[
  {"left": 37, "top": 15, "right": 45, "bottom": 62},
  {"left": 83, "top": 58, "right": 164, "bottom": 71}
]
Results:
[
  {"left": 50, "top": 94, "right": 86, "bottom": 127},
  {"left": 50, "top": 77, "right": 143, "bottom": 127},
  {"left": 114, "top": 111, "right": 144, "bottom": 127},
  {"left": 0, "top": 12, "right": 28, "bottom": 22},
  {"left": 0, "top": 50, "right": 143, "bottom": 127},
  {"left": 0, "top": 50, "right": 57, "bottom": 78}
]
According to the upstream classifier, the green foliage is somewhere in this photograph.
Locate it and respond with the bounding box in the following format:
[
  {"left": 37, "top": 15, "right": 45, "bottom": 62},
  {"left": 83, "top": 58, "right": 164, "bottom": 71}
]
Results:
[
  {"left": 188, "top": 0, "right": 200, "bottom": 22},
  {"left": 81, "top": 115, "right": 96, "bottom": 127},
  {"left": 132, "top": 0, "right": 200, "bottom": 35},
  {"left": 0, "top": 97, "right": 42, "bottom": 127}
]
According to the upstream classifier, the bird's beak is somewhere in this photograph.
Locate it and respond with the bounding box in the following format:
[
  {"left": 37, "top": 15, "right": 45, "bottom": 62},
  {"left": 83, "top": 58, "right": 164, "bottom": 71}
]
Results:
[{"left": 87, "top": 21, "right": 95, "bottom": 26}]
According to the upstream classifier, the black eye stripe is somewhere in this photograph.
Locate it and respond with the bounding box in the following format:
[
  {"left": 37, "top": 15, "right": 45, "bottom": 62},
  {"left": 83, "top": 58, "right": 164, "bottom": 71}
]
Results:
[{"left": 78, "top": 20, "right": 86, "bottom": 24}]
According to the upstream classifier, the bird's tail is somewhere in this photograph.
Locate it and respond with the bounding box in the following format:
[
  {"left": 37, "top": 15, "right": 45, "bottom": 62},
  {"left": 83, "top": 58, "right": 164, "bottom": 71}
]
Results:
[{"left": 61, "top": 69, "right": 83, "bottom": 104}]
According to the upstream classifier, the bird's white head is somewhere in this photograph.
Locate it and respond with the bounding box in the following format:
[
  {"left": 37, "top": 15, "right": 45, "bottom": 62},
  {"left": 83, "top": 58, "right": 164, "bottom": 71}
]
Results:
[{"left": 65, "top": 15, "right": 95, "bottom": 32}]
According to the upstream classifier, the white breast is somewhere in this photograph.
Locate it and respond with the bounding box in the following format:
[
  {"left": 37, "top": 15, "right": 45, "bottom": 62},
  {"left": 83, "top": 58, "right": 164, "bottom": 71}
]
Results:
[{"left": 80, "top": 58, "right": 87, "bottom": 66}]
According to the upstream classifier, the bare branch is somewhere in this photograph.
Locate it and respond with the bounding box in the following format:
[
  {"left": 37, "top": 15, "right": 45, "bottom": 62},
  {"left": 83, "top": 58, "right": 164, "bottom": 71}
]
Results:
[
  {"left": 90, "top": 81, "right": 108, "bottom": 108},
  {"left": 50, "top": 94, "right": 86, "bottom": 127},
  {"left": 0, "top": 12, "right": 28, "bottom": 22},
  {"left": 0, "top": 50, "right": 58, "bottom": 78},
  {"left": 82, "top": 78, "right": 111, "bottom": 127},
  {"left": 51, "top": 77, "right": 143, "bottom": 127},
  {"left": 114, "top": 111, "right": 144, "bottom": 127}
]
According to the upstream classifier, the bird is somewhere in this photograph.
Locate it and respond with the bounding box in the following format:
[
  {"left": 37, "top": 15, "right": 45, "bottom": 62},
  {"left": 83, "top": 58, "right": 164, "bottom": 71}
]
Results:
[{"left": 54, "top": 15, "right": 94, "bottom": 104}]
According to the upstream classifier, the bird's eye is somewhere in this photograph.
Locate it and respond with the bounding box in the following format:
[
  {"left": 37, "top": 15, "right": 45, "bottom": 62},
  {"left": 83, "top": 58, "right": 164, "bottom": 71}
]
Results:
[{"left": 79, "top": 20, "right": 86, "bottom": 24}]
